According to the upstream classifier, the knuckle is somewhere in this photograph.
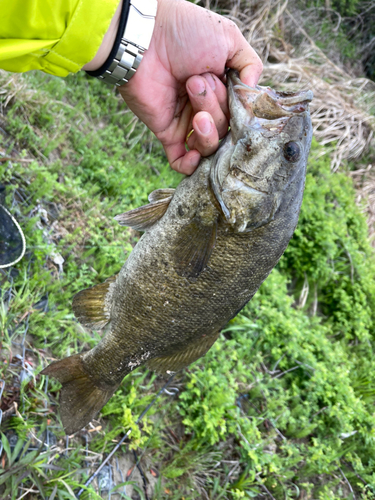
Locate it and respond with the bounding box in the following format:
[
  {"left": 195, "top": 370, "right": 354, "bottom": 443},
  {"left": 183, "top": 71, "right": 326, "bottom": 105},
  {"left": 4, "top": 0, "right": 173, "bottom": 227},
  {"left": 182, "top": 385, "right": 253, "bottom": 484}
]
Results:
[
  {"left": 172, "top": 159, "right": 182, "bottom": 173},
  {"left": 256, "top": 55, "right": 264, "bottom": 71}
]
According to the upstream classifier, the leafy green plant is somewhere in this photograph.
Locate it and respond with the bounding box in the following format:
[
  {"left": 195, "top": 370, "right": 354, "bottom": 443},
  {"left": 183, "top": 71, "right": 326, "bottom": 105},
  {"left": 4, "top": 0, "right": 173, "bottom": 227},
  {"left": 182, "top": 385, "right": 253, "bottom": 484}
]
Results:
[
  {"left": 0, "top": 430, "right": 53, "bottom": 499},
  {"left": 1, "top": 35, "right": 375, "bottom": 497}
]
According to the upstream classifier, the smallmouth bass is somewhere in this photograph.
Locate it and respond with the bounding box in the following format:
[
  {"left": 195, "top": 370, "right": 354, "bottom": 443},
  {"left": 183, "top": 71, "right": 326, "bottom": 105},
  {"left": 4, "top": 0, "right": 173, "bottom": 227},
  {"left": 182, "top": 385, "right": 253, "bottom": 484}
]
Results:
[{"left": 42, "top": 70, "right": 313, "bottom": 434}]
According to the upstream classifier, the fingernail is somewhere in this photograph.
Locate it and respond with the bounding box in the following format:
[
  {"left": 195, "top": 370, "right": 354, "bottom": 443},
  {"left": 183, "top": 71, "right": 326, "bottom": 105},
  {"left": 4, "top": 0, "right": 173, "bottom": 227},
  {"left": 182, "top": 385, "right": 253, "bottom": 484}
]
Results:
[
  {"left": 190, "top": 152, "right": 201, "bottom": 168},
  {"left": 188, "top": 77, "right": 206, "bottom": 96},
  {"left": 196, "top": 117, "right": 212, "bottom": 135},
  {"left": 204, "top": 73, "right": 216, "bottom": 91}
]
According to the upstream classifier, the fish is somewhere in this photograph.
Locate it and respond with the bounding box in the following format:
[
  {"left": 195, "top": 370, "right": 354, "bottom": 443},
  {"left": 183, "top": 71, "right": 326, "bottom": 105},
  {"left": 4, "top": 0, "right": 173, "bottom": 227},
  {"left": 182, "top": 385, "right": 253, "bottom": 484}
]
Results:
[{"left": 41, "top": 70, "right": 313, "bottom": 435}]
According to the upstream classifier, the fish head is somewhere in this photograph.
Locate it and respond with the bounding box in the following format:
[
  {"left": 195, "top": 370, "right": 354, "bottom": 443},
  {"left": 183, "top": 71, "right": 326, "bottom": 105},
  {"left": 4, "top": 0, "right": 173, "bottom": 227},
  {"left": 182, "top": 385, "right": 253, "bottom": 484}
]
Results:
[{"left": 210, "top": 69, "right": 313, "bottom": 232}]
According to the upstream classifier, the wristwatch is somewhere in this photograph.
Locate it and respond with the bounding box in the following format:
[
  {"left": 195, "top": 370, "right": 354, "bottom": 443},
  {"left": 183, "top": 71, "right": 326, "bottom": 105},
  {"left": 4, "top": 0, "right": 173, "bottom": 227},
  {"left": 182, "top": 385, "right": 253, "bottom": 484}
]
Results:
[{"left": 86, "top": 0, "right": 157, "bottom": 86}]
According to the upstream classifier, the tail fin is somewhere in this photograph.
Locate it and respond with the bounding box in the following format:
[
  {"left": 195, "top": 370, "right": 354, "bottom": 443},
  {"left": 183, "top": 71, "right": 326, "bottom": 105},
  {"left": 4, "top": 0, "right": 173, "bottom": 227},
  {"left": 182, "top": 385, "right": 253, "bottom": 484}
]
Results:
[{"left": 41, "top": 354, "right": 116, "bottom": 435}]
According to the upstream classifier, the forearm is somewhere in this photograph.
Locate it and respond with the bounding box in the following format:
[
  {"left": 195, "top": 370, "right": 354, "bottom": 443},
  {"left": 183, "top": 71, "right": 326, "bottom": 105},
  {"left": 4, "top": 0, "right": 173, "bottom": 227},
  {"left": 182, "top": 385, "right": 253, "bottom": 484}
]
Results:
[
  {"left": 82, "top": 0, "right": 123, "bottom": 72},
  {"left": 0, "top": 0, "right": 121, "bottom": 76}
]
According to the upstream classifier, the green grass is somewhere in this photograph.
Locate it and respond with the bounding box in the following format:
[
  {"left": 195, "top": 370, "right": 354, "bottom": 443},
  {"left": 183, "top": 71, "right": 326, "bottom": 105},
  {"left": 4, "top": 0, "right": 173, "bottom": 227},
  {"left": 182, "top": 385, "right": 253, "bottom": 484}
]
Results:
[{"left": 1, "top": 68, "right": 375, "bottom": 500}]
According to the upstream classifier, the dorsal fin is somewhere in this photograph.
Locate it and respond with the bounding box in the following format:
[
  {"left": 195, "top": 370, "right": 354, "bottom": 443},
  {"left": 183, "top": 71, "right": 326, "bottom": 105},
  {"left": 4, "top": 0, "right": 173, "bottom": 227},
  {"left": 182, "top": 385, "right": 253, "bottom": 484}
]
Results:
[
  {"left": 114, "top": 196, "right": 172, "bottom": 231},
  {"left": 173, "top": 217, "right": 218, "bottom": 279},
  {"left": 148, "top": 188, "right": 175, "bottom": 203},
  {"left": 72, "top": 275, "right": 117, "bottom": 329}
]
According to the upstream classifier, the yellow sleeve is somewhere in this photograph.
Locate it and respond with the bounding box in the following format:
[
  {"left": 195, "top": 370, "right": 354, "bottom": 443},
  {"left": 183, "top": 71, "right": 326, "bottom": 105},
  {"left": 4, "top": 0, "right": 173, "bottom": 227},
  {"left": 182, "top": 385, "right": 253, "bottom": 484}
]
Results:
[{"left": 0, "top": 0, "right": 119, "bottom": 76}]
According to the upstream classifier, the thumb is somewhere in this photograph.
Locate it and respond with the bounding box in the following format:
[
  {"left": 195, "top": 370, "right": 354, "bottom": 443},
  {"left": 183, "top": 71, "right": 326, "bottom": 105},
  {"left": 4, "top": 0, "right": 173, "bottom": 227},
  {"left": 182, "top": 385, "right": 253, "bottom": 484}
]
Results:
[{"left": 225, "top": 23, "right": 263, "bottom": 87}]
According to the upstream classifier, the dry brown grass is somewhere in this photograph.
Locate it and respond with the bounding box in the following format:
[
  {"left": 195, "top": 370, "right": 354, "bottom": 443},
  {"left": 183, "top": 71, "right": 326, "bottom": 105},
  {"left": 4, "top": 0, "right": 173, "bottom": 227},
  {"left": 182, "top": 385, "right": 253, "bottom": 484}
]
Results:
[
  {"left": 208, "top": 0, "right": 375, "bottom": 239},
  {"left": 263, "top": 60, "right": 375, "bottom": 171},
  {"left": 215, "top": 0, "right": 375, "bottom": 171}
]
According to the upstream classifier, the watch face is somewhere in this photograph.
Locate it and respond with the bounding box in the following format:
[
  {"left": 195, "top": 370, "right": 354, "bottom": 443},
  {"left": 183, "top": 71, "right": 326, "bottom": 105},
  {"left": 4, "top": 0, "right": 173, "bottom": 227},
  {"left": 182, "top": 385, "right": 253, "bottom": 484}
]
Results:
[{"left": 0, "top": 204, "right": 26, "bottom": 268}]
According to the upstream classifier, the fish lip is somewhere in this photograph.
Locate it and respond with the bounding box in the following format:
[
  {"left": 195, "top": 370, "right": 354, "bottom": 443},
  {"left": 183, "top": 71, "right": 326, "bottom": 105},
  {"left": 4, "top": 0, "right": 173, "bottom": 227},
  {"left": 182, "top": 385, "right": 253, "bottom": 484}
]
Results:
[
  {"left": 210, "top": 165, "right": 267, "bottom": 224},
  {"left": 261, "top": 86, "right": 314, "bottom": 109}
]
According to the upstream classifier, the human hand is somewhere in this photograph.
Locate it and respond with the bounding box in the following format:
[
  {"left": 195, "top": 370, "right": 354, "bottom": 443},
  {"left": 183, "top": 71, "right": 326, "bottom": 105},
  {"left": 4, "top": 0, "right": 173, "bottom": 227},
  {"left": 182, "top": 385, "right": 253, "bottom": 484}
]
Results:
[{"left": 119, "top": 0, "right": 263, "bottom": 174}]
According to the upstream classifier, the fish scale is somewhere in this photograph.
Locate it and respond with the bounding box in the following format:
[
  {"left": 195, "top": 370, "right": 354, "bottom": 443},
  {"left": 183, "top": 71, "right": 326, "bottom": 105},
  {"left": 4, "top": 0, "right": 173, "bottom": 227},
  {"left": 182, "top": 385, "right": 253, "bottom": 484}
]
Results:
[{"left": 42, "top": 70, "right": 313, "bottom": 435}]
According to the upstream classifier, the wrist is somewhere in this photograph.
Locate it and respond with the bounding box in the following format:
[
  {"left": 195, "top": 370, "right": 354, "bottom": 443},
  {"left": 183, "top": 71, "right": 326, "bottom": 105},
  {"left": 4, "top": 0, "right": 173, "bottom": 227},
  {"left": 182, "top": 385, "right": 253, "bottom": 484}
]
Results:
[{"left": 85, "top": 0, "right": 157, "bottom": 85}]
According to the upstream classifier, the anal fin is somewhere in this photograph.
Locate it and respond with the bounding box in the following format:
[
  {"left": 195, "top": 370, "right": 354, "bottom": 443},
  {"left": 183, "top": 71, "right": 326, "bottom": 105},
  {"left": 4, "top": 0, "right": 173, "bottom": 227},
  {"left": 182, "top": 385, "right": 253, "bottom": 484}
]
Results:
[
  {"left": 72, "top": 274, "right": 117, "bottom": 329},
  {"left": 41, "top": 354, "right": 117, "bottom": 435},
  {"left": 146, "top": 330, "right": 220, "bottom": 374}
]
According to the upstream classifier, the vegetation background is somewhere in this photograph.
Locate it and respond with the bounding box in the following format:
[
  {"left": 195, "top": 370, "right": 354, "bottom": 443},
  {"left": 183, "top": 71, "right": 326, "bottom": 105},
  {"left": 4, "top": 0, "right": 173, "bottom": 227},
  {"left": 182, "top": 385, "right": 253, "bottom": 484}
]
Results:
[{"left": 1, "top": 0, "right": 375, "bottom": 498}]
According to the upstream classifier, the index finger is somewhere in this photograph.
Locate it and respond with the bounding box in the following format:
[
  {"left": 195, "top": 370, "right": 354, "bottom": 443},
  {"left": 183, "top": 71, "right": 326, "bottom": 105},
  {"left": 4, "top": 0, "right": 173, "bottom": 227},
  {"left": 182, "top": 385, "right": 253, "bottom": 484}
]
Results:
[{"left": 224, "top": 22, "right": 263, "bottom": 87}]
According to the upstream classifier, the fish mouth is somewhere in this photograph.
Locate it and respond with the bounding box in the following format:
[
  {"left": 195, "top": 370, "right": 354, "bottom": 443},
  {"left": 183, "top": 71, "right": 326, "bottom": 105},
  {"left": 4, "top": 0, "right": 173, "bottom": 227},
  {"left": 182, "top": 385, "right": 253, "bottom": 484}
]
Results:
[{"left": 227, "top": 69, "right": 313, "bottom": 134}]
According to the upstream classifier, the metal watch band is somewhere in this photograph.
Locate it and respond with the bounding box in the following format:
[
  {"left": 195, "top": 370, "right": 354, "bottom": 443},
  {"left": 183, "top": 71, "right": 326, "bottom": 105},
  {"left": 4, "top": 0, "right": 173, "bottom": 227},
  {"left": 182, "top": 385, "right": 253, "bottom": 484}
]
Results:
[{"left": 98, "top": 0, "right": 157, "bottom": 86}]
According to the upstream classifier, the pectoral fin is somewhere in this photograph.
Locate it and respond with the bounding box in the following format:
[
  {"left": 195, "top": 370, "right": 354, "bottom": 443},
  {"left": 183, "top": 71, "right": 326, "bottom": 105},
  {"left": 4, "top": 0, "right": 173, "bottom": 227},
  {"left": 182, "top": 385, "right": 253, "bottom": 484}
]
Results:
[
  {"left": 72, "top": 275, "right": 117, "bottom": 329},
  {"left": 174, "top": 217, "right": 217, "bottom": 279},
  {"left": 114, "top": 196, "right": 172, "bottom": 231},
  {"left": 146, "top": 330, "right": 220, "bottom": 374}
]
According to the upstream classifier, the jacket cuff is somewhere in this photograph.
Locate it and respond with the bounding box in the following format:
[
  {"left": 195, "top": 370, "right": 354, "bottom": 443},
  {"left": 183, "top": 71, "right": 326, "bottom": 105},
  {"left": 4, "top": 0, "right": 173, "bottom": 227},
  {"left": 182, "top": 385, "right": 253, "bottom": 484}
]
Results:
[{"left": 41, "top": 0, "right": 120, "bottom": 76}]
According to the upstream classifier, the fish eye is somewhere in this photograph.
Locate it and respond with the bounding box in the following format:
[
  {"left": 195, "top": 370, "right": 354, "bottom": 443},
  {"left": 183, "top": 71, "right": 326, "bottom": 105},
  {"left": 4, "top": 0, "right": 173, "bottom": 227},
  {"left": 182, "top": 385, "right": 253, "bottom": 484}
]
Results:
[{"left": 283, "top": 141, "right": 301, "bottom": 163}]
